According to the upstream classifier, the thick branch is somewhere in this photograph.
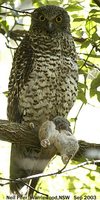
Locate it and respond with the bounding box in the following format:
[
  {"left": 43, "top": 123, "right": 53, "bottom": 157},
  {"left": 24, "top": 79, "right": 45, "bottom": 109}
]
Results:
[
  {"left": 74, "top": 140, "right": 100, "bottom": 165},
  {"left": 0, "top": 120, "right": 40, "bottom": 147},
  {"left": 93, "top": 0, "right": 100, "bottom": 7},
  {"left": 0, "top": 119, "right": 100, "bottom": 164}
]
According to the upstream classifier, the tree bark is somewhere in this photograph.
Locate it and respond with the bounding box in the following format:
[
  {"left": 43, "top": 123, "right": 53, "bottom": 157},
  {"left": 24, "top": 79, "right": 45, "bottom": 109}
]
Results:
[
  {"left": 74, "top": 140, "right": 100, "bottom": 165},
  {"left": 0, "top": 120, "right": 40, "bottom": 147}
]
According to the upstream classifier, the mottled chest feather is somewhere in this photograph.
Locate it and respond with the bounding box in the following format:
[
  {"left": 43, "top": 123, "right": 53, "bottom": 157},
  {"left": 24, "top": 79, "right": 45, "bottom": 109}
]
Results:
[{"left": 17, "top": 33, "right": 78, "bottom": 126}]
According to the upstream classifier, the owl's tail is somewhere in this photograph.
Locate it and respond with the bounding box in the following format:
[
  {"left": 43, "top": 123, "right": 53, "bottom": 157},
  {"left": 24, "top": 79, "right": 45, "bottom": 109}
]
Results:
[{"left": 10, "top": 144, "right": 56, "bottom": 197}]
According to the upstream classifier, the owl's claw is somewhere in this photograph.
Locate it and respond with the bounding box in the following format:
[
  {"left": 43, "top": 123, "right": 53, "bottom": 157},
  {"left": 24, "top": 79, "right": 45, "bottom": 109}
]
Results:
[
  {"left": 41, "top": 139, "right": 50, "bottom": 148},
  {"left": 29, "top": 122, "right": 34, "bottom": 129}
]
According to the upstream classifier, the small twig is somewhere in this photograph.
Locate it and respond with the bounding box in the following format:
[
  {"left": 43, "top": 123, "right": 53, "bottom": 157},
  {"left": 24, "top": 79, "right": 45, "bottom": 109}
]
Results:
[
  {"left": 0, "top": 5, "right": 31, "bottom": 15},
  {"left": 63, "top": 159, "right": 100, "bottom": 173},
  {"left": 74, "top": 36, "right": 87, "bottom": 43},
  {"left": 80, "top": 58, "right": 100, "bottom": 72},
  {"left": 21, "top": 180, "right": 48, "bottom": 197},
  {"left": 73, "top": 102, "right": 84, "bottom": 133},
  {"left": 87, "top": 102, "right": 100, "bottom": 108},
  {"left": 5, "top": 43, "right": 17, "bottom": 50},
  {"left": 0, "top": 160, "right": 99, "bottom": 186},
  {"left": 57, "top": 164, "right": 68, "bottom": 174},
  {"left": 80, "top": 46, "right": 95, "bottom": 70}
]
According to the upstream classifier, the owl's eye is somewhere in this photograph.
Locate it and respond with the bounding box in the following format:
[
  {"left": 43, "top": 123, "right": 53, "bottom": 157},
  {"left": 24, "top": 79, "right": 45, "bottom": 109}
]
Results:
[
  {"left": 56, "top": 16, "right": 62, "bottom": 23},
  {"left": 39, "top": 15, "right": 45, "bottom": 21}
]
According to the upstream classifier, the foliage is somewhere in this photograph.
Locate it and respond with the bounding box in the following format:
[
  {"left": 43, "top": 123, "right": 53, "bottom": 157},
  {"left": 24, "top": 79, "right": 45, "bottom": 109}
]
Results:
[
  {"left": 34, "top": 159, "right": 100, "bottom": 198},
  {"left": 0, "top": 0, "right": 100, "bottom": 198}
]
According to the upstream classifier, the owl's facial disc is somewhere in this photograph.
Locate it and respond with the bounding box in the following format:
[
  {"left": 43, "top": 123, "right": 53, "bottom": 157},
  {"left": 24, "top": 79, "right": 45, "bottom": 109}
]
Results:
[
  {"left": 33, "top": 12, "right": 63, "bottom": 34},
  {"left": 30, "top": 6, "right": 70, "bottom": 35}
]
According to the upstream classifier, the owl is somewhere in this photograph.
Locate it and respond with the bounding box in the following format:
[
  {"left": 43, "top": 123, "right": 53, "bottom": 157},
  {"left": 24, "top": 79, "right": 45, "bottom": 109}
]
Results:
[{"left": 7, "top": 5, "right": 78, "bottom": 196}]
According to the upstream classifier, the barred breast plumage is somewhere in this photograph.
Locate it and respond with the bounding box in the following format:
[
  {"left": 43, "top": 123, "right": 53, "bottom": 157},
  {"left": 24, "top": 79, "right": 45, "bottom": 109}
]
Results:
[
  {"left": 9, "top": 33, "right": 78, "bottom": 126},
  {"left": 7, "top": 5, "right": 78, "bottom": 196}
]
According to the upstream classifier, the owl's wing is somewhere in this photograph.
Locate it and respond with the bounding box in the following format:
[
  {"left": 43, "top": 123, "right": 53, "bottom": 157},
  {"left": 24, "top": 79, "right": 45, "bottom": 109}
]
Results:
[{"left": 7, "top": 34, "right": 34, "bottom": 122}]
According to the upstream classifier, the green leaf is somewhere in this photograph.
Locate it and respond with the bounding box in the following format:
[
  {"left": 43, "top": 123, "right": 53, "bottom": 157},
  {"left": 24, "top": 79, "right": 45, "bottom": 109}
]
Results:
[
  {"left": 66, "top": 4, "right": 83, "bottom": 12},
  {"left": 88, "top": 54, "right": 100, "bottom": 58},
  {"left": 78, "top": 82, "right": 87, "bottom": 89},
  {"left": 87, "top": 172, "right": 95, "bottom": 181},
  {"left": 92, "top": 18, "right": 100, "bottom": 23},
  {"left": 70, "top": 118, "right": 76, "bottom": 122},
  {"left": 77, "top": 88, "right": 87, "bottom": 103},
  {"left": 90, "top": 9, "right": 100, "bottom": 13},
  {"left": 71, "top": 14, "right": 79, "bottom": 18},
  {"left": 47, "top": 0, "right": 63, "bottom": 5},
  {"left": 92, "top": 31, "right": 99, "bottom": 41},
  {"left": 97, "top": 91, "right": 100, "bottom": 101},
  {"left": 81, "top": 40, "right": 90, "bottom": 49},
  {"left": 73, "top": 18, "right": 85, "bottom": 22},
  {"left": 90, "top": 73, "right": 100, "bottom": 101},
  {"left": 1, "top": 20, "right": 9, "bottom": 32},
  {"left": 3, "top": 91, "right": 8, "bottom": 97},
  {"left": 74, "top": 29, "right": 84, "bottom": 37},
  {"left": 86, "top": 19, "right": 96, "bottom": 36}
]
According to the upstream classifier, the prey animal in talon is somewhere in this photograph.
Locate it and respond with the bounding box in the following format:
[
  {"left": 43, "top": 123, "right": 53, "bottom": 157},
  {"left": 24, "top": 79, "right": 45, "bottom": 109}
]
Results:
[
  {"left": 53, "top": 116, "right": 79, "bottom": 164},
  {"left": 61, "top": 130, "right": 72, "bottom": 136},
  {"left": 39, "top": 120, "right": 59, "bottom": 148},
  {"left": 55, "top": 131, "right": 79, "bottom": 165},
  {"left": 53, "top": 116, "right": 72, "bottom": 133},
  {"left": 39, "top": 119, "right": 79, "bottom": 165}
]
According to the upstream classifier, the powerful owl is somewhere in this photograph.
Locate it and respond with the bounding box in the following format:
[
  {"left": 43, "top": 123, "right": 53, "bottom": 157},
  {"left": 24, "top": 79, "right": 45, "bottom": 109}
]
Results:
[{"left": 7, "top": 5, "right": 78, "bottom": 196}]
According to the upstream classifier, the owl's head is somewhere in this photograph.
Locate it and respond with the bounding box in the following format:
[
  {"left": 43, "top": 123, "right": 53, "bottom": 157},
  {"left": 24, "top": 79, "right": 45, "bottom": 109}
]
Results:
[{"left": 30, "top": 5, "right": 70, "bottom": 35}]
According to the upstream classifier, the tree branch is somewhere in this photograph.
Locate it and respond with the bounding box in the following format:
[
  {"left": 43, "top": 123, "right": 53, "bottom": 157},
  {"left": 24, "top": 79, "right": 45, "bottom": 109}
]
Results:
[
  {"left": 0, "top": 119, "right": 100, "bottom": 164},
  {"left": 0, "top": 119, "right": 40, "bottom": 147},
  {"left": 74, "top": 140, "right": 100, "bottom": 165},
  {"left": 93, "top": 0, "right": 100, "bottom": 7},
  {"left": 0, "top": 5, "right": 31, "bottom": 14}
]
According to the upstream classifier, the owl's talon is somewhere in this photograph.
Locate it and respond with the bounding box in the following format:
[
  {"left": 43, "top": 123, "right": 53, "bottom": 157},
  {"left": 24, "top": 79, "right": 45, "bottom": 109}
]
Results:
[
  {"left": 41, "top": 139, "right": 50, "bottom": 148},
  {"left": 29, "top": 122, "right": 34, "bottom": 129}
]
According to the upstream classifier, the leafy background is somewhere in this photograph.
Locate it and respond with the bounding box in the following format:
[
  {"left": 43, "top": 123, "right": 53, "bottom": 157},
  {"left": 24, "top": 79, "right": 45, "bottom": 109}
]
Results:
[{"left": 0, "top": 0, "right": 100, "bottom": 199}]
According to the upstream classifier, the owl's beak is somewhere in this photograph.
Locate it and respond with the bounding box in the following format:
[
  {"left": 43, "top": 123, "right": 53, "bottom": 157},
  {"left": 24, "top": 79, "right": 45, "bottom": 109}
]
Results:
[{"left": 48, "top": 22, "right": 54, "bottom": 33}]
